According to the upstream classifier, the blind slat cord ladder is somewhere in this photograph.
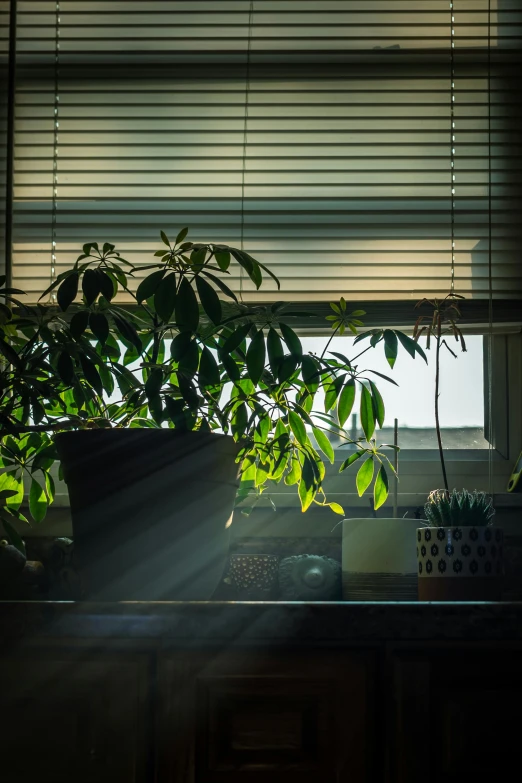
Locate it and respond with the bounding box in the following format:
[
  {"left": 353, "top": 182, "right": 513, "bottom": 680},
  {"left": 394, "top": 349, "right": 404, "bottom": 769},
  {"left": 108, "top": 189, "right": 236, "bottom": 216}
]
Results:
[{"left": 6, "top": 0, "right": 522, "bottom": 306}]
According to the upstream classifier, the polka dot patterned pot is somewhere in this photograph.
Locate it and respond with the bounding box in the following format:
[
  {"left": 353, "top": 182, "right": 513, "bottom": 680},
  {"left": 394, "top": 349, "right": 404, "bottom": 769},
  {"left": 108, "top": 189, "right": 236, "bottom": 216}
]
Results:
[{"left": 417, "top": 526, "right": 504, "bottom": 601}]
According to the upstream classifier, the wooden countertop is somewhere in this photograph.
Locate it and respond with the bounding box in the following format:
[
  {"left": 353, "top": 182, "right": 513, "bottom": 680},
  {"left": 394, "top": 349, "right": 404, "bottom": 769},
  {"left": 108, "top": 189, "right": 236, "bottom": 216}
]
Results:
[{"left": 2, "top": 601, "right": 522, "bottom": 645}]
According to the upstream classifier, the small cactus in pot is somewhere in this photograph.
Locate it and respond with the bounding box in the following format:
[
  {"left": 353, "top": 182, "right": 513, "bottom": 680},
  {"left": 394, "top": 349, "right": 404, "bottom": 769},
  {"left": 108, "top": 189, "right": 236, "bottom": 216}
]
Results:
[
  {"left": 423, "top": 488, "right": 495, "bottom": 528},
  {"left": 418, "top": 489, "right": 502, "bottom": 601}
]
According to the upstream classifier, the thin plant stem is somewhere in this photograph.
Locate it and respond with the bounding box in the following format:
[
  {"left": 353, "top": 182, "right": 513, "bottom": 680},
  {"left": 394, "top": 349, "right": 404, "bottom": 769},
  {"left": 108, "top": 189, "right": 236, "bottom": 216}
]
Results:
[{"left": 434, "top": 312, "right": 449, "bottom": 493}]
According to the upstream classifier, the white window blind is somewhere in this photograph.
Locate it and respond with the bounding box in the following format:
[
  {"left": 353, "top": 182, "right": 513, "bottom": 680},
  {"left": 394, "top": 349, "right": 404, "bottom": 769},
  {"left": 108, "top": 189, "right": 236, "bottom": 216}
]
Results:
[{"left": 9, "top": 0, "right": 522, "bottom": 306}]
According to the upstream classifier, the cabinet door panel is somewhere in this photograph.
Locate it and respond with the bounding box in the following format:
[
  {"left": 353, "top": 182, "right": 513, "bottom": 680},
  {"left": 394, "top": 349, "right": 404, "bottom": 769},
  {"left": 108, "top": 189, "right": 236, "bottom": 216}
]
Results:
[
  {"left": 390, "top": 646, "right": 522, "bottom": 783},
  {"left": 159, "top": 649, "right": 375, "bottom": 783},
  {"left": 0, "top": 649, "right": 151, "bottom": 783}
]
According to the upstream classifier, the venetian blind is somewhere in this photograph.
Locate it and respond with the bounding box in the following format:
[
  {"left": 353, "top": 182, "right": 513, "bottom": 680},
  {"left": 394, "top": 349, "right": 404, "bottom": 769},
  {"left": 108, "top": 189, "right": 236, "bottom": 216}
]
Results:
[{"left": 10, "top": 0, "right": 522, "bottom": 305}]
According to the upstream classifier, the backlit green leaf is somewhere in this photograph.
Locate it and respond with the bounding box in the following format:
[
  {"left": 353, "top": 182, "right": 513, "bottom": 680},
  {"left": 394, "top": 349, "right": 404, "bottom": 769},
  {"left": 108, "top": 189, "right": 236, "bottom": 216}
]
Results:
[
  {"left": 338, "top": 378, "right": 356, "bottom": 427},
  {"left": 359, "top": 384, "right": 375, "bottom": 441},
  {"left": 373, "top": 464, "right": 389, "bottom": 509},
  {"left": 356, "top": 456, "right": 374, "bottom": 496},
  {"left": 369, "top": 380, "right": 385, "bottom": 428},
  {"left": 289, "top": 410, "right": 307, "bottom": 446},
  {"left": 383, "top": 329, "right": 399, "bottom": 369},
  {"left": 29, "top": 477, "right": 47, "bottom": 523},
  {"left": 396, "top": 330, "right": 428, "bottom": 363},
  {"left": 312, "top": 427, "right": 334, "bottom": 464}
]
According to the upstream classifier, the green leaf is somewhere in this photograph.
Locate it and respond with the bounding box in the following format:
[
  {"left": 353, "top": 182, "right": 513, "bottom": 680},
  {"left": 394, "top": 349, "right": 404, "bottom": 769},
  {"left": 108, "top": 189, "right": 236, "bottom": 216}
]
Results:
[
  {"left": 359, "top": 384, "right": 375, "bottom": 441},
  {"left": 82, "top": 242, "right": 98, "bottom": 256},
  {"left": 356, "top": 456, "right": 374, "bottom": 496},
  {"left": 312, "top": 427, "right": 334, "bottom": 464},
  {"left": 396, "top": 330, "right": 428, "bottom": 363},
  {"left": 136, "top": 269, "right": 166, "bottom": 304},
  {"left": 288, "top": 410, "right": 307, "bottom": 446},
  {"left": 82, "top": 268, "right": 101, "bottom": 306},
  {"left": 232, "top": 402, "right": 248, "bottom": 439},
  {"left": 89, "top": 312, "right": 109, "bottom": 344},
  {"left": 70, "top": 310, "right": 90, "bottom": 340},
  {"left": 1, "top": 519, "right": 26, "bottom": 556},
  {"left": 145, "top": 367, "right": 163, "bottom": 399},
  {"left": 232, "top": 249, "right": 262, "bottom": 289},
  {"left": 255, "top": 415, "right": 270, "bottom": 445},
  {"left": 298, "top": 456, "right": 316, "bottom": 512},
  {"left": 0, "top": 489, "right": 18, "bottom": 500},
  {"left": 245, "top": 329, "right": 266, "bottom": 386},
  {"left": 279, "top": 323, "right": 302, "bottom": 358},
  {"left": 175, "top": 227, "right": 188, "bottom": 245},
  {"left": 201, "top": 270, "right": 238, "bottom": 303},
  {"left": 0, "top": 471, "right": 23, "bottom": 510},
  {"left": 44, "top": 471, "right": 56, "bottom": 504},
  {"left": 57, "top": 272, "right": 79, "bottom": 311},
  {"left": 219, "top": 350, "right": 240, "bottom": 382},
  {"left": 383, "top": 329, "right": 399, "bottom": 369},
  {"left": 29, "top": 477, "right": 47, "bottom": 523},
  {"left": 112, "top": 313, "right": 142, "bottom": 353},
  {"left": 0, "top": 336, "right": 22, "bottom": 369},
  {"left": 160, "top": 230, "right": 170, "bottom": 247},
  {"left": 324, "top": 375, "right": 344, "bottom": 413},
  {"left": 373, "top": 464, "right": 389, "bottom": 510},
  {"left": 255, "top": 461, "right": 270, "bottom": 488},
  {"left": 265, "top": 328, "right": 282, "bottom": 376},
  {"left": 190, "top": 247, "right": 207, "bottom": 270},
  {"left": 198, "top": 347, "right": 220, "bottom": 388},
  {"left": 196, "top": 275, "right": 222, "bottom": 324},
  {"left": 278, "top": 354, "right": 299, "bottom": 384},
  {"left": 153, "top": 272, "right": 177, "bottom": 322},
  {"left": 369, "top": 380, "right": 385, "bottom": 428},
  {"left": 284, "top": 456, "right": 301, "bottom": 486},
  {"left": 175, "top": 277, "right": 200, "bottom": 333},
  {"left": 215, "top": 251, "right": 230, "bottom": 272},
  {"left": 338, "top": 378, "right": 356, "bottom": 427},
  {"left": 328, "top": 502, "right": 345, "bottom": 515},
  {"left": 57, "top": 351, "right": 76, "bottom": 385},
  {"left": 366, "top": 369, "right": 399, "bottom": 386},
  {"left": 221, "top": 323, "right": 251, "bottom": 355},
  {"left": 79, "top": 355, "right": 103, "bottom": 395}
]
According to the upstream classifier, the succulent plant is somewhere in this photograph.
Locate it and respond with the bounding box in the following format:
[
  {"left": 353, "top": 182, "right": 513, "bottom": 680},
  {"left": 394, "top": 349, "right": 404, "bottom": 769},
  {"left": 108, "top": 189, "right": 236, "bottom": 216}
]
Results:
[{"left": 424, "top": 489, "right": 495, "bottom": 527}]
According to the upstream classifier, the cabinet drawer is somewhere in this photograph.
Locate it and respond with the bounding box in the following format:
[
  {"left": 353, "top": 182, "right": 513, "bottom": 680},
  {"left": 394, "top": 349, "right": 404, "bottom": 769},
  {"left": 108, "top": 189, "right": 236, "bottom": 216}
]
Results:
[{"left": 159, "top": 649, "right": 375, "bottom": 783}]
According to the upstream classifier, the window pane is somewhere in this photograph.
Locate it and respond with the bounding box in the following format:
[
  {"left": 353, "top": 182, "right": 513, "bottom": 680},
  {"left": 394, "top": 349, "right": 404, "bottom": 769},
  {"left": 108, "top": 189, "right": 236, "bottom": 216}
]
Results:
[{"left": 301, "top": 334, "right": 487, "bottom": 449}]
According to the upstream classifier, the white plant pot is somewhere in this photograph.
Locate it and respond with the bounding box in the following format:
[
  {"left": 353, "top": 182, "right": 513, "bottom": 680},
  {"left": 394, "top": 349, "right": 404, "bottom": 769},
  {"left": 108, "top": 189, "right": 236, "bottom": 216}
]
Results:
[
  {"left": 342, "top": 517, "right": 421, "bottom": 601},
  {"left": 417, "top": 526, "right": 504, "bottom": 601}
]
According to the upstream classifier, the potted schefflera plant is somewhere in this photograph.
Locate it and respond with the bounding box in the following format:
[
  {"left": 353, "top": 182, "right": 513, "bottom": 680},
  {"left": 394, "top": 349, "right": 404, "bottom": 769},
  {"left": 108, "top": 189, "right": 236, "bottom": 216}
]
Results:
[
  {"left": 413, "top": 294, "right": 503, "bottom": 600},
  {"left": 1, "top": 230, "right": 420, "bottom": 600}
]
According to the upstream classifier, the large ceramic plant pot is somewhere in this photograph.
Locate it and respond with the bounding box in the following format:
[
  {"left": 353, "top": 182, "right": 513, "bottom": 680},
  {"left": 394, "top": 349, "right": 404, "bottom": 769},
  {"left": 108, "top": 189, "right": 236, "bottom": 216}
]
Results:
[
  {"left": 55, "top": 430, "right": 241, "bottom": 600},
  {"left": 417, "top": 526, "right": 504, "bottom": 601},
  {"left": 342, "top": 518, "right": 420, "bottom": 600}
]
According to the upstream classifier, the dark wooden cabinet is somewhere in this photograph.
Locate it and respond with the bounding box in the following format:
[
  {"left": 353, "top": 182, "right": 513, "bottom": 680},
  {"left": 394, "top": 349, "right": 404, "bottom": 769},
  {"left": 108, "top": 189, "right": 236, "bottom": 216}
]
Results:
[
  {"left": 1, "top": 648, "right": 151, "bottom": 783},
  {"left": 158, "top": 650, "right": 375, "bottom": 783},
  {"left": 389, "top": 644, "right": 522, "bottom": 783},
  {"left": 2, "top": 603, "right": 522, "bottom": 783}
]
